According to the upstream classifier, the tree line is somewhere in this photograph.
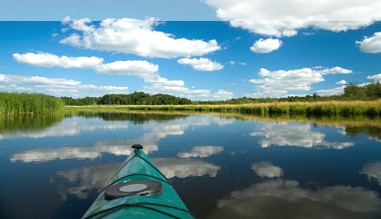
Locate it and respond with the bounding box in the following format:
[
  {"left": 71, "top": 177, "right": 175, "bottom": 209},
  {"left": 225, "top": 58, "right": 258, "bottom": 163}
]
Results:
[
  {"left": 197, "top": 82, "right": 381, "bottom": 104},
  {"left": 61, "top": 92, "right": 192, "bottom": 105},
  {"left": 61, "top": 82, "right": 381, "bottom": 106},
  {"left": 278, "top": 82, "right": 381, "bottom": 102}
]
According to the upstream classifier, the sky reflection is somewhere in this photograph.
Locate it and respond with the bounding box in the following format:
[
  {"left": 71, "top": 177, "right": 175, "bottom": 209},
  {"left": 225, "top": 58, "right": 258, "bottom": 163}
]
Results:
[
  {"left": 10, "top": 142, "right": 158, "bottom": 163},
  {"left": 251, "top": 122, "right": 354, "bottom": 149},
  {"left": 178, "top": 146, "right": 224, "bottom": 158},
  {"left": 362, "top": 161, "right": 381, "bottom": 186},
  {"left": 154, "top": 158, "right": 221, "bottom": 178},
  {"left": 0, "top": 117, "right": 129, "bottom": 139},
  {"left": 9, "top": 115, "right": 232, "bottom": 163},
  {"left": 56, "top": 163, "right": 119, "bottom": 200},
  {"left": 2, "top": 114, "right": 381, "bottom": 219},
  {"left": 207, "top": 179, "right": 381, "bottom": 219},
  {"left": 56, "top": 157, "right": 221, "bottom": 200},
  {"left": 251, "top": 161, "right": 283, "bottom": 178}
]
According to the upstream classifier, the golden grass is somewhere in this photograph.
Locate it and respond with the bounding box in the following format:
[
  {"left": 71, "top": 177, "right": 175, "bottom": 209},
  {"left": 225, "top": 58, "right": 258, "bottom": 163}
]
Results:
[{"left": 65, "top": 100, "right": 381, "bottom": 116}]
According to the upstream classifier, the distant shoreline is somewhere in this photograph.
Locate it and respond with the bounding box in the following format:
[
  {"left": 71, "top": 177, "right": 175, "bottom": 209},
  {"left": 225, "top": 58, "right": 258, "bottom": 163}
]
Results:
[
  {"left": 2, "top": 91, "right": 381, "bottom": 117},
  {"left": 65, "top": 100, "right": 381, "bottom": 116}
]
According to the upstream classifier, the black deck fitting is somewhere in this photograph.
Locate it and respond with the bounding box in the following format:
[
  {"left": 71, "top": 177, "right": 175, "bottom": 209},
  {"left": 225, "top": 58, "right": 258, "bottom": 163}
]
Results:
[{"left": 131, "top": 144, "right": 143, "bottom": 150}]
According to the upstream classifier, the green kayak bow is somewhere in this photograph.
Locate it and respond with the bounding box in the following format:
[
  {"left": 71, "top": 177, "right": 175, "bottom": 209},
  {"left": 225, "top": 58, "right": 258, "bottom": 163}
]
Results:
[{"left": 82, "top": 144, "right": 194, "bottom": 219}]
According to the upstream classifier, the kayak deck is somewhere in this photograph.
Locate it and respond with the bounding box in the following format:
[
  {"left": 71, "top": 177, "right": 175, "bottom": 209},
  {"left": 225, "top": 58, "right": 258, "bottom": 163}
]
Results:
[{"left": 82, "top": 144, "right": 194, "bottom": 219}]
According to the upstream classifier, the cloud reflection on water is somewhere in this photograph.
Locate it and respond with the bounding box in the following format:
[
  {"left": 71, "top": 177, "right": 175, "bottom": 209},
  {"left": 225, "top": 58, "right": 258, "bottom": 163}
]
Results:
[
  {"left": 10, "top": 116, "right": 231, "bottom": 162},
  {"left": 56, "top": 163, "right": 119, "bottom": 200},
  {"left": 154, "top": 158, "right": 221, "bottom": 178},
  {"left": 56, "top": 157, "right": 220, "bottom": 200},
  {"left": 178, "top": 146, "right": 224, "bottom": 158},
  {"left": 206, "top": 160, "right": 381, "bottom": 218},
  {"left": 207, "top": 179, "right": 381, "bottom": 219},
  {"left": 251, "top": 161, "right": 283, "bottom": 178},
  {"left": 362, "top": 161, "right": 381, "bottom": 186},
  {"left": 0, "top": 118, "right": 129, "bottom": 139},
  {"left": 10, "top": 142, "right": 158, "bottom": 163},
  {"left": 251, "top": 122, "right": 354, "bottom": 149}
]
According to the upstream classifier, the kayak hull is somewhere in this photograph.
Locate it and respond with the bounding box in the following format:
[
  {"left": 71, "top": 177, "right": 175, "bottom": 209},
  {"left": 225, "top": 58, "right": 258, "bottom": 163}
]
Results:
[{"left": 82, "top": 145, "right": 194, "bottom": 219}]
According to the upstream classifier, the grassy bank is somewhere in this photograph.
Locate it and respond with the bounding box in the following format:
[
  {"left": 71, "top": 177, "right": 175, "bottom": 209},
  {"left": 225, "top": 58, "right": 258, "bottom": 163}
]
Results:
[
  {"left": 0, "top": 92, "right": 64, "bottom": 116},
  {"left": 66, "top": 100, "right": 381, "bottom": 116}
]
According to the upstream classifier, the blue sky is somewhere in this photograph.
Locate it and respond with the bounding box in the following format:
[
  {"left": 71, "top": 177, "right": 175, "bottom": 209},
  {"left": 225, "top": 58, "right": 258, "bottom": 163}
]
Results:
[{"left": 1, "top": 0, "right": 381, "bottom": 100}]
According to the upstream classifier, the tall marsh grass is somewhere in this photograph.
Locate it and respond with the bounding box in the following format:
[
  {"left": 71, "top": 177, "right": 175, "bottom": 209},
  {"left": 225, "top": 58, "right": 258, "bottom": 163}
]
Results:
[
  {"left": 67, "top": 100, "right": 381, "bottom": 116},
  {"left": 0, "top": 92, "right": 64, "bottom": 115}
]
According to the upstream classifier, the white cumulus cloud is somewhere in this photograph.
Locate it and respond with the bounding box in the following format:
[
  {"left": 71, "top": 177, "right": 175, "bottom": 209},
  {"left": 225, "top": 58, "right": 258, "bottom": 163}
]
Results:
[
  {"left": 0, "top": 73, "right": 128, "bottom": 97},
  {"left": 13, "top": 52, "right": 232, "bottom": 100},
  {"left": 95, "top": 60, "right": 159, "bottom": 80},
  {"left": 177, "top": 57, "right": 224, "bottom": 71},
  {"left": 210, "top": 89, "right": 234, "bottom": 100},
  {"left": 336, "top": 80, "right": 347, "bottom": 85},
  {"left": 204, "top": 0, "right": 381, "bottom": 37},
  {"left": 316, "top": 86, "right": 346, "bottom": 96},
  {"left": 319, "top": 66, "right": 353, "bottom": 75},
  {"left": 357, "top": 32, "right": 381, "bottom": 53},
  {"left": 13, "top": 52, "right": 103, "bottom": 69},
  {"left": 250, "top": 38, "right": 282, "bottom": 53},
  {"left": 60, "top": 17, "right": 221, "bottom": 58},
  {"left": 143, "top": 83, "right": 234, "bottom": 101},
  {"left": 367, "top": 73, "right": 381, "bottom": 82},
  {"left": 13, "top": 52, "right": 158, "bottom": 77},
  {"left": 247, "top": 66, "right": 352, "bottom": 97}
]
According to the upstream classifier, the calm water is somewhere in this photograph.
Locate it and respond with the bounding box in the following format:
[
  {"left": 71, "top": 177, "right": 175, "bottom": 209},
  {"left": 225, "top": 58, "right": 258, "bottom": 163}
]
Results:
[{"left": 1, "top": 112, "right": 381, "bottom": 219}]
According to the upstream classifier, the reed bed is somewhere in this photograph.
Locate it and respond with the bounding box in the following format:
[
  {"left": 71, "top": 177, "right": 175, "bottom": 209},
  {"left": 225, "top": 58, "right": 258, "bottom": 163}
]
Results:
[
  {"left": 0, "top": 92, "right": 64, "bottom": 116},
  {"left": 68, "top": 100, "right": 381, "bottom": 116},
  {"left": 238, "top": 100, "right": 381, "bottom": 116}
]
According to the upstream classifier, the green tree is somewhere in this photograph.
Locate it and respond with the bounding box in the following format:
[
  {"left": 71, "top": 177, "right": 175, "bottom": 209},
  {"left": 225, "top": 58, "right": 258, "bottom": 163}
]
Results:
[
  {"left": 343, "top": 83, "right": 365, "bottom": 100},
  {"left": 365, "top": 82, "right": 381, "bottom": 100}
]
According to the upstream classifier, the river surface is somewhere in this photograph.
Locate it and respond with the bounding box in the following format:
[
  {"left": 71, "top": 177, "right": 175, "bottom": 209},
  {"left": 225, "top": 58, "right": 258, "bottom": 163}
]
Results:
[{"left": 1, "top": 112, "right": 381, "bottom": 219}]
